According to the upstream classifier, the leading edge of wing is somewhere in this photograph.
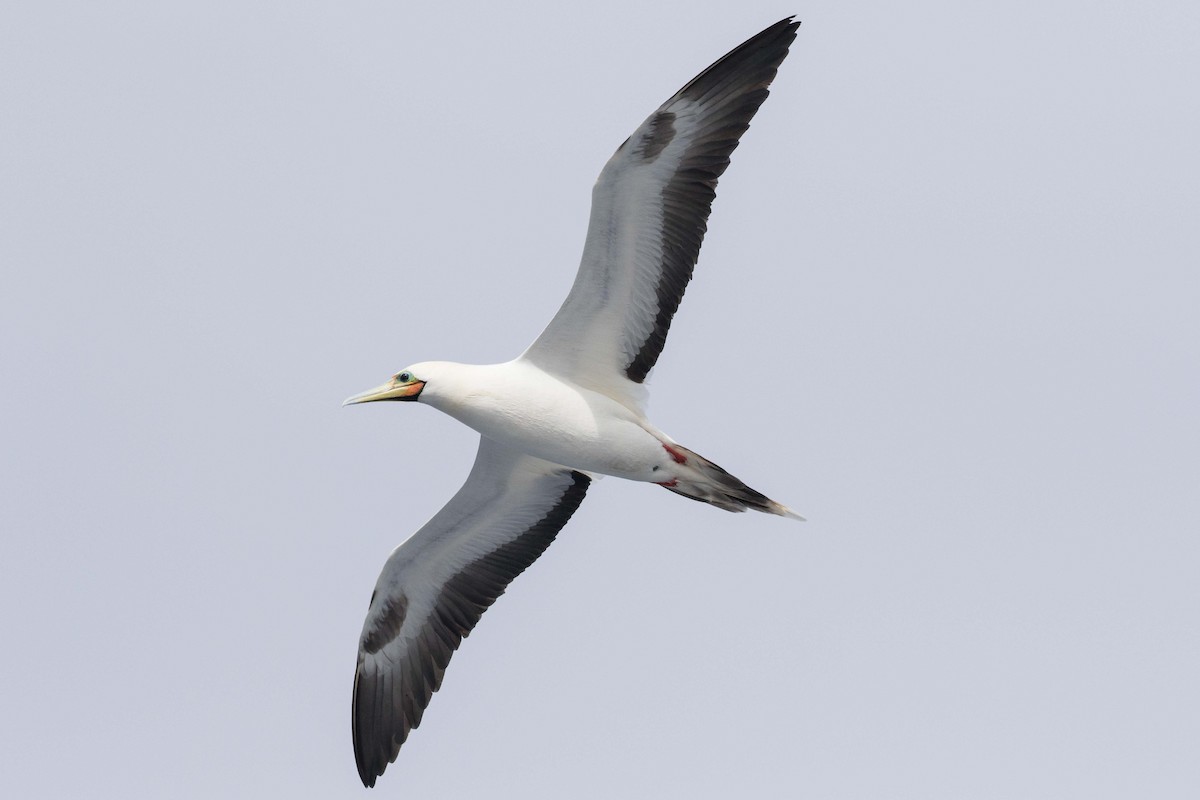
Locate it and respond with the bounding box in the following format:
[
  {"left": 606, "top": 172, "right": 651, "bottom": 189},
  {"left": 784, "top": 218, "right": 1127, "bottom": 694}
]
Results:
[{"left": 352, "top": 438, "right": 590, "bottom": 786}]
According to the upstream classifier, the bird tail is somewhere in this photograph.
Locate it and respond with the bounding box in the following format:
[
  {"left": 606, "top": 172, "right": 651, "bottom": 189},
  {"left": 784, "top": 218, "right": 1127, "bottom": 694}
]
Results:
[{"left": 658, "top": 444, "right": 803, "bottom": 520}]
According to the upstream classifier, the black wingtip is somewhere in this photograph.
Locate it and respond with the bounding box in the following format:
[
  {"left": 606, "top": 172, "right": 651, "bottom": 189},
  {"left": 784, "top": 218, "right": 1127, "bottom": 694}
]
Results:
[{"left": 677, "top": 17, "right": 800, "bottom": 103}]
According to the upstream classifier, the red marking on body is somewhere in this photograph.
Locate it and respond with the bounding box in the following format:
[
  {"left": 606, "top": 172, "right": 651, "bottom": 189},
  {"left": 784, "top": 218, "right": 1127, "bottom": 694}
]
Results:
[
  {"left": 657, "top": 479, "right": 678, "bottom": 488},
  {"left": 662, "top": 443, "right": 688, "bottom": 464}
]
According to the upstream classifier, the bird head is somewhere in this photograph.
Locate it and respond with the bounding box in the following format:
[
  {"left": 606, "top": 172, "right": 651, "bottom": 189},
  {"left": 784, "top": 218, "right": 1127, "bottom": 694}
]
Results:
[{"left": 343, "top": 367, "right": 426, "bottom": 406}]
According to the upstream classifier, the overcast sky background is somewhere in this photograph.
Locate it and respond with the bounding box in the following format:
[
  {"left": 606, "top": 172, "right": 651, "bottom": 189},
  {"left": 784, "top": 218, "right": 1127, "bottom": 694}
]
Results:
[{"left": 3, "top": 1, "right": 1198, "bottom": 797}]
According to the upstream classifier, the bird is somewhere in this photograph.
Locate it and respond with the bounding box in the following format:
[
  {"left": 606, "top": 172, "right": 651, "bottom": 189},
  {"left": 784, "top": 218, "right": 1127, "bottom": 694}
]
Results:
[{"left": 343, "top": 17, "right": 802, "bottom": 788}]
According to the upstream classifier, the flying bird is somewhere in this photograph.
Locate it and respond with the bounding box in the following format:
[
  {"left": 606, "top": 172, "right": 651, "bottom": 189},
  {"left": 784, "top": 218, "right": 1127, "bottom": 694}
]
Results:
[{"left": 344, "top": 17, "right": 802, "bottom": 787}]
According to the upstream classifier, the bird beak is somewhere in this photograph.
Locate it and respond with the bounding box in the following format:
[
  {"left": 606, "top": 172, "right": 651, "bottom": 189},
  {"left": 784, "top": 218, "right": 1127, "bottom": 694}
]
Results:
[{"left": 343, "top": 378, "right": 425, "bottom": 406}]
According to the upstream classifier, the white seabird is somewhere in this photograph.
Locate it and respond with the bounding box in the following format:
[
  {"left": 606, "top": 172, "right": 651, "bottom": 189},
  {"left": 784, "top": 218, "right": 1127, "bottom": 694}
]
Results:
[{"left": 344, "top": 17, "right": 802, "bottom": 787}]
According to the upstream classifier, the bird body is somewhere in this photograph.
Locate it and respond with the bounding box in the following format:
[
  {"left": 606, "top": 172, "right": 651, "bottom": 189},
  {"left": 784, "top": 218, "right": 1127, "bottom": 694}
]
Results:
[
  {"left": 401, "top": 360, "right": 666, "bottom": 481},
  {"left": 359, "top": 359, "right": 803, "bottom": 510},
  {"left": 343, "top": 17, "right": 803, "bottom": 787}
]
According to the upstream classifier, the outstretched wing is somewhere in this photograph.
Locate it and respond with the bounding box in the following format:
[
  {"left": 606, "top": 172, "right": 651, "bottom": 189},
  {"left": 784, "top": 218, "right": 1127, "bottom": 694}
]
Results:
[
  {"left": 352, "top": 437, "right": 590, "bottom": 787},
  {"left": 521, "top": 18, "right": 799, "bottom": 409}
]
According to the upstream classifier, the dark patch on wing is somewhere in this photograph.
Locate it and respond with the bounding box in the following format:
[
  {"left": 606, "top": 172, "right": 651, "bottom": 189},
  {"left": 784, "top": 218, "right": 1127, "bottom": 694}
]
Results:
[
  {"left": 361, "top": 593, "right": 407, "bottom": 655},
  {"left": 635, "top": 111, "right": 676, "bottom": 162},
  {"left": 624, "top": 18, "right": 799, "bottom": 383},
  {"left": 352, "top": 471, "right": 590, "bottom": 787}
]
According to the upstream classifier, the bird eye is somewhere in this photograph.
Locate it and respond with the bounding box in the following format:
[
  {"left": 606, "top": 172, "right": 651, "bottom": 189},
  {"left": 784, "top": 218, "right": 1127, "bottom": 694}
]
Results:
[{"left": 397, "top": 371, "right": 412, "bottom": 383}]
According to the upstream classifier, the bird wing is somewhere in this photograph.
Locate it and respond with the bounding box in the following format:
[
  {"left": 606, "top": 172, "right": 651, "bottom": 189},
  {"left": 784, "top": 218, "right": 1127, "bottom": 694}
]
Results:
[
  {"left": 352, "top": 437, "right": 590, "bottom": 787},
  {"left": 520, "top": 18, "right": 799, "bottom": 410}
]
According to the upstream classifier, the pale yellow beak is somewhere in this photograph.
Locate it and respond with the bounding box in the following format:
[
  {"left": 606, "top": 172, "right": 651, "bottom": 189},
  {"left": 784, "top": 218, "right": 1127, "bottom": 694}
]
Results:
[{"left": 342, "top": 378, "right": 425, "bottom": 406}]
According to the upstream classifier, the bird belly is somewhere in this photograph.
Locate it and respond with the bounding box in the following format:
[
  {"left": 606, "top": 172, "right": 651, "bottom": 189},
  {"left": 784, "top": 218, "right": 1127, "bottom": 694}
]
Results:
[
  {"left": 437, "top": 375, "right": 673, "bottom": 482},
  {"left": 513, "top": 413, "right": 668, "bottom": 481}
]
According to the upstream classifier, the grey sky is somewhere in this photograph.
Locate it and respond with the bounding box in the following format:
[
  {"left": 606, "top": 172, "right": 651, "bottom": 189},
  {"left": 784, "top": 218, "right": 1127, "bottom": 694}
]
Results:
[{"left": 2, "top": 1, "right": 1198, "bottom": 797}]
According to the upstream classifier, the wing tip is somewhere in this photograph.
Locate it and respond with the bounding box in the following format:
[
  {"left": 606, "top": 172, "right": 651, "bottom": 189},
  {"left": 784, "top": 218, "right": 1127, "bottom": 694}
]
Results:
[{"left": 676, "top": 16, "right": 802, "bottom": 104}]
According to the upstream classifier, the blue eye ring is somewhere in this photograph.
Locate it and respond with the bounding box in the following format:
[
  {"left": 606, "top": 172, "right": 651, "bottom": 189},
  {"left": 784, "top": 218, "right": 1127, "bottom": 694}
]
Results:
[{"left": 397, "top": 371, "right": 413, "bottom": 383}]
